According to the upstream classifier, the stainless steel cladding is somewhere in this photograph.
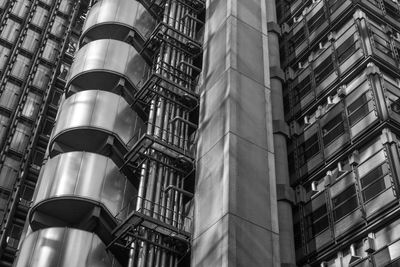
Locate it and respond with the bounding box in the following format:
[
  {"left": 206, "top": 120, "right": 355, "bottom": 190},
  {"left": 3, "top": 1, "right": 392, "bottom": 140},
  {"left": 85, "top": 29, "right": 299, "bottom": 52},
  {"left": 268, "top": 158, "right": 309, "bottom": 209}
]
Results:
[
  {"left": 49, "top": 90, "right": 145, "bottom": 155},
  {"left": 14, "top": 227, "right": 121, "bottom": 267},
  {"left": 66, "top": 39, "right": 149, "bottom": 94},
  {"left": 80, "top": 0, "right": 155, "bottom": 45},
  {"left": 29, "top": 152, "right": 136, "bottom": 228}
]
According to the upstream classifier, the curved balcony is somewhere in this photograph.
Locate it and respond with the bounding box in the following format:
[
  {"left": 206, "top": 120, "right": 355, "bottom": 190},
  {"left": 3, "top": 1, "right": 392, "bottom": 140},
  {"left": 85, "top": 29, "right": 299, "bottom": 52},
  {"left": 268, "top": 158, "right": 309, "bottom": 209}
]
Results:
[
  {"left": 80, "top": 0, "right": 155, "bottom": 47},
  {"left": 29, "top": 152, "right": 136, "bottom": 238},
  {"left": 14, "top": 228, "right": 121, "bottom": 267},
  {"left": 66, "top": 39, "right": 149, "bottom": 100},
  {"left": 49, "top": 90, "right": 145, "bottom": 159}
]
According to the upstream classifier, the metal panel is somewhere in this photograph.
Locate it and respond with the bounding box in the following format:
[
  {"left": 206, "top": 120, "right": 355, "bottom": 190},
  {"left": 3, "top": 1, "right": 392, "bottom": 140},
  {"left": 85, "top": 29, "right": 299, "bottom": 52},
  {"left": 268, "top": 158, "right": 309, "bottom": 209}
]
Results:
[
  {"left": 31, "top": 152, "right": 135, "bottom": 220},
  {"left": 50, "top": 90, "right": 145, "bottom": 152},
  {"left": 14, "top": 228, "right": 121, "bottom": 267},
  {"left": 81, "top": 0, "right": 155, "bottom": 44},
  {"left": 67, "top": 39, "right": 149, "bottom": 94}
]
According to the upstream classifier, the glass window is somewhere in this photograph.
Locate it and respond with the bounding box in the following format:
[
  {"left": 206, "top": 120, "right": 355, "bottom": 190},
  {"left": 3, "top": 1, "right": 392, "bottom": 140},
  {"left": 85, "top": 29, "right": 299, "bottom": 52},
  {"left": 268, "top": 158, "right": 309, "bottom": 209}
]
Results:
[
  {"left": 298, "top": 132, "right": 320, "bottom": 165},
  {"left": 10, "top": 123, "right": 31, "bottom": 153},
  {"left": 304, "top": 202, "right": 329, "bottom": 239},
  {"left": 0, "top": 189, "right": 10, "bottom": 222},
  {"left": 332, "top": 184, "right": 358, "bottom": 221},
  {"left": 22, "top": 92, "right": 41, "bottom": 120},
  {"left": 42, "top": 39, "right": 59, "bottom": 63},
  {"left": 322, "top": 113, "right": 345, "bottom": 146},
  {"left": 328, "top": 0, "right": 346, "bottom": 14},
  {"left": 0, "top": 20, "right": 21, "bottom": 44},
  {"left": 360, "top": 164, "right": 390, "bottom": 202},
  {"left": 11, "top": 0, "right": 30, "bottom": 18},
  {"left": 0, "top": 82, "right": 21, "bottom": 111},
  {"left": 0, "top": 46, "right": 10, "bottom": 71},
  {"left": 307, "top": 8, "right": 325, "bottom": 33},
  {"left": 50, "top": 16, "right": 67, "bottom": 37},
  {"left": 290, "top": 29, "right": 306, "bottom": 51},
  {"left": 32, "top": 65, "right": 51, "bottom": 90},
  {"left": 0, "top": 157, "right": 20, "bottom": 190},
  {"left": 21, "top": 30, "right": 40, "bottom": 53},
  {"left": 31, "top": 6, "right": 49, "bottom": 28},
  {"left": 314, "top": 55, "right": 335, "bottom": 85},
  {"left": 59, "top": 0, "right": 73, "bottom": 14},
  {"left": 336, "top": 35, "right": 358, "bottom": 64},
  {"left": 0, "top": 114, "right": 9, "bottom": 146},
  {"left": 50, "top": 89, "right": 62, "bottom": 106},
  {"left": 11, "top": 55, "right": 30, "bottom": 80},
  {"left": 292, "top": 75, "right": 312, "bottom": 102},
  {"left": 347, "top": 93, "right": 372, "bottom": 126}
]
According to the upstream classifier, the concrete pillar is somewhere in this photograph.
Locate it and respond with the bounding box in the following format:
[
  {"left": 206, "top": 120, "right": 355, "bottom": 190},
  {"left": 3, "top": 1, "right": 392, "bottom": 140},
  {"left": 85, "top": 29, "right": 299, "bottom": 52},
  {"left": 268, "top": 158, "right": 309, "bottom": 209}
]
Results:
[
  {"left": 192, "top": 0, "right": 280, "bottom": 266},
  {"left": 266, "top": 0, "right": 297, "bottom": 266}
]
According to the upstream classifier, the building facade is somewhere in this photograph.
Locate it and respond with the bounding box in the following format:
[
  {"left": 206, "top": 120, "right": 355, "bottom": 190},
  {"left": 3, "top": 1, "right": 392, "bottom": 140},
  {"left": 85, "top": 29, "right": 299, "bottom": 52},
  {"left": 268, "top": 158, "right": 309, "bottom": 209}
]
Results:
[
  {"left": 0, "top": 0, "right": 398, "bottom": 266},
  {"left": 0, "top": 0, "right": 86, "bottom": 266}
]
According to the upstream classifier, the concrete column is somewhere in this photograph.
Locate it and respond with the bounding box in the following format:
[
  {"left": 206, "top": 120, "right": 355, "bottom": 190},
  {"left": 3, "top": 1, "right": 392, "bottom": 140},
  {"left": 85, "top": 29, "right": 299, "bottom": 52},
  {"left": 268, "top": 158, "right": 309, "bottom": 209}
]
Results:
[
  {"left": 192, "top": 0, "right": 280, "bottom": 266},
  {"left": 266, "top": 0, "right": 297, "bottom": 266}
]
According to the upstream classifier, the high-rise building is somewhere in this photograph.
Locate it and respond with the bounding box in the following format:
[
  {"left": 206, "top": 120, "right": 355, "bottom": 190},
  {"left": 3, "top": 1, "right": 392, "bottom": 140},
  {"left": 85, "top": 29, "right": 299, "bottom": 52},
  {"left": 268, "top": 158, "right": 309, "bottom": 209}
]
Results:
[
  {"left": 278, "top": 0, "right": 400, "bottom": 266},
  {"left": 0, "top": 0, "right": 87, "bottom": 266},
  {"left": 1, "top": 0, "right": 400, "bottom": 266}
]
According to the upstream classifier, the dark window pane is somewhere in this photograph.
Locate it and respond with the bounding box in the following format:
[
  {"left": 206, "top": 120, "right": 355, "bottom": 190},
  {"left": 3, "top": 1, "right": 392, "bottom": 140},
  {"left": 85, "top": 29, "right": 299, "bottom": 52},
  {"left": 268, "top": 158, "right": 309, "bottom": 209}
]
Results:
[
  {"left": 333, "top": 185, "right": 356, "bottom": 207},
  {"left": 360, "top": 165, "right": 383, "bottom": 188},
  {"left": 363, "top": 179, "right": 387, "bottom": 202}
]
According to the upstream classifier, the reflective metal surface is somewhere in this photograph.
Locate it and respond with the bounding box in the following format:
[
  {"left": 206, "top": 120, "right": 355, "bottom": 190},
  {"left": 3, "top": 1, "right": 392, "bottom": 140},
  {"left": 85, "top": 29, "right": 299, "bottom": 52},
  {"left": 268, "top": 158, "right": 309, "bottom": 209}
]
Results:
[
  {"left": 14, "top": 227, "right": 121, "bottom": 267},
  {"left": 66, "top": 39, "right": 149, "bottom": 95},
  {"left": 81, "top": 0, "right": 155, "bottom": 45},
  {"left": 30, "top": 151, "right": 136, "bottom": 225},
  {"left": 50, "top": 90, "right": 144, "bottom": 154}
]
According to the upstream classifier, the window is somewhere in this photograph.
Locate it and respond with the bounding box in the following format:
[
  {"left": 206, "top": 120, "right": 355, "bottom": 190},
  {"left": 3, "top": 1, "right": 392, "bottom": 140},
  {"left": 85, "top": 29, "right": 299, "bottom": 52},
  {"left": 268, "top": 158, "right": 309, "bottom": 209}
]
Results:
[
  {"left": 11, "top": 0, "right": 29, "bottom": 18},
  {"left": 314, "top": 56, "right": 335, "bottom": 85},
  {"left": 0, "top": 20, "right": 21, "bottom": 44},
  {"left": 304, "top": 203, "right": 329, "bottom": 239},
  {"left": 328, "top": 0, "right": 346, "bottom": 14},
  {"left": 322, "top": 113, "right": 345, "bottom": 146},
  {"left": 360, "top": 164, "right": 390, "bottom": 202},
  {"left": 32, "top": 65, "right": 51, "bottom": 90},
  {"left": 50, "top": 89, "right": 62, "bottom": 107},
  {"left": 383, "top": 1, "right": 400, "bottom": 20},
  {"left": 11, "top": 55, "right": 30, "bottom": 80},
  {"left": 370, "top": 23, "right": 393, "bottom": 58},
  {"left": 50, "top": 16, "right": 67, "bottom": 37},
  {"left": 332, "top": 184, "right": 358, "bottom": 221},
  {"left": 292, "top": 75, "right": 312, "bottom": 102},
  {"left": 21, "top": 30, "right": 40, "bottom": 53},
  {"left": 0, "top": 189, "right": 10, "bottom": 222},
  {"left": 31, "top": 6, "right": 49, "bottom": 28},
  {"left": 10, "top": 123, "right": 30, "bottom": 153},
  {"left": 42, "top": 39, "right": 59, "bottom": 63},
  {"left": 336, "top": 36, "right": 358, "bottom": 64},
  {"left": 0, "top": 46, "right": 10, "bottom": 71},
  {"left": 22, "top": 92, "right": 41, "bottom": 119},
  {"left": 307, "top": 8, "right": 325, "bottom": 33},
  {"left": 298, "top": 133, "right": 320, "bottom": 165},
  {"left": 347, "top": 93, "right": 371, "bottom": 126},
  {"left": 290, "top": 29, "right": 306, "bottom": 51},
  {"left": 0, "top": 82, "right": 21, "bottom": 111},
  {"left": 0, "top": 157, "right": 20, "bottom": 190},
  {"left": 0, "top": 114, "right": 9, "bottom": 146}
]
